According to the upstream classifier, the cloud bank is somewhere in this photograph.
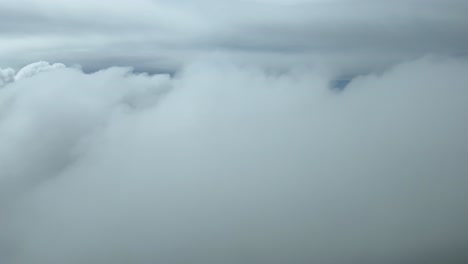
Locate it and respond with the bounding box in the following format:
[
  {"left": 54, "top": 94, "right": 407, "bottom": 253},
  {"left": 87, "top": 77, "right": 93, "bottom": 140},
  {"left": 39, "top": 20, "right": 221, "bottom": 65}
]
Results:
[{"left": 1, "top": 57, "right": 468, "bottom": 264}]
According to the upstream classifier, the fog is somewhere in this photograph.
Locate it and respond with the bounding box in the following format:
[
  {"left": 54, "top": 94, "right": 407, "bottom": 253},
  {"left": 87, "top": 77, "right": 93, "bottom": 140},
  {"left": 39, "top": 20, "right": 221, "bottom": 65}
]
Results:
[{"left": 0, "top": 56, "right": 467, "bottom": 263}]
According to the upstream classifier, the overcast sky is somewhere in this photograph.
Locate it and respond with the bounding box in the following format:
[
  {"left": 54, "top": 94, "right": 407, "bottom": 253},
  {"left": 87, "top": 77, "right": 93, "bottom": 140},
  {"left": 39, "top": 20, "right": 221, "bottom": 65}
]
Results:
[
  {"left": 1, "top": 1, "right": 468, "bottom": 264},
  {"left": 1, "top": 0, "right": 468, "bottom": 74}
]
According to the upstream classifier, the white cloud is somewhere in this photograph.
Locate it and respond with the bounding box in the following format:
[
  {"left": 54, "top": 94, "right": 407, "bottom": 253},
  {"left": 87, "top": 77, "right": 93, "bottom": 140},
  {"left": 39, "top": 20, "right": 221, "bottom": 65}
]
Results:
[
  {"left": 0, "top": 68, "right": 15, "bottom": 87},
  {"left": 1, "top": 1, "right": 467, "bottom": 262},
  {"left": 14, "top": 61, "right": 66, "bottom": 81},
  {"left": 1, "top": 57, "right": 467, "bottom": 263}
]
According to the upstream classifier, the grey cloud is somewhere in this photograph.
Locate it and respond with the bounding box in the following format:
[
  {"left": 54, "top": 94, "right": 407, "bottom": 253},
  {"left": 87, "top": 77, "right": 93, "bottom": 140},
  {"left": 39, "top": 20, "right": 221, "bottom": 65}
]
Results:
[
  {"left": 2, "top": 1, "right": 468, "bottom": 263},
  {"left": 1, "top": 0, "right": 468, "bottom": 74},
  {"left": 1, "top": 57, "right": 468, "bottom": 264}
]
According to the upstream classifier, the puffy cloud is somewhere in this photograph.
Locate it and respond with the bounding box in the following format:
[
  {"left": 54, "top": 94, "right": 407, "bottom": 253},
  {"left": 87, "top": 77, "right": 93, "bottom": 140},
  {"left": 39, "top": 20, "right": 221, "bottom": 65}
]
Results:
[
  {"left": 2, "top": 1, "right": 467, "bottom": 263},
  {"left": 1, "top": 57, "right": 468, "bottom": 264},
  {"left": 1, "top": 62, "right": 66, "bottom": 88},
  {"left": 0, "top": 64, "right": 170, "bottom": 205},
  {"left": 13, "top": 61, "right": 66, "bottom": 81},
  {"left": 0, "top": 68, "right": 15, "bottom": 87}
]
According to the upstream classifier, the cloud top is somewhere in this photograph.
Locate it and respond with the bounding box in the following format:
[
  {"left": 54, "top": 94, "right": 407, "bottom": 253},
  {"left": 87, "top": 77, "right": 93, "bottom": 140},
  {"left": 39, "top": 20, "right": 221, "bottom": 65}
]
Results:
[
  {"left": 13, "top": 61, "right": 66, "bottom": 81},
  {"left": 1, "top": 57, "right": 468, "bottom": 264}
]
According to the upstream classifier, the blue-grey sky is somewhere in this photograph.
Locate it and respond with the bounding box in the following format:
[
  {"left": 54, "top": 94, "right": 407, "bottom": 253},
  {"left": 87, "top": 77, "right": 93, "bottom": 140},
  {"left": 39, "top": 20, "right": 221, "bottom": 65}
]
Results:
[{"left": 1, "top": 0, "right": 468, "bottom": 75}]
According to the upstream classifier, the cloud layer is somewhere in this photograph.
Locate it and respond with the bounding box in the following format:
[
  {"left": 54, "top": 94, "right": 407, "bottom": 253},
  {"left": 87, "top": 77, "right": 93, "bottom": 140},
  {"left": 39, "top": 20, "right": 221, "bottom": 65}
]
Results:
[
  {"left": 2, "top": 1, "right": 468, "bottom": 263},
  {"left": 1, "top": 0, "right": 468, "bottom": 74},
  {"left": 1, "top": 56, "right": 468, "bottom": 264}
]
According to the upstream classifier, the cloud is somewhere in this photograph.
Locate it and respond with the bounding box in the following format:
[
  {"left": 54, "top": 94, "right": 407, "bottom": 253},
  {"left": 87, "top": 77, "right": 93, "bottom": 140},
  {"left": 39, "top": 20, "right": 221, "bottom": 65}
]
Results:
[
  {"left": 1, "top": 62, "right": 65, "bottom": 88},
  {"left": 0, "top": 0, "right": 467, "bottom": 74},
  {"left": 2, "top": 1, "right": 467, "bottom": 263},
  {"left": 0, "top": 64, "right": 170, "bottom": 205},
  {"left": 1, "top": 57, "right": 467, "bottom": 264},
  {"left": 0, "top": 68, "right": 15, "bottom": 87},
  {"left": 13, "top": 61, "right": 66, "bottom": 81}
]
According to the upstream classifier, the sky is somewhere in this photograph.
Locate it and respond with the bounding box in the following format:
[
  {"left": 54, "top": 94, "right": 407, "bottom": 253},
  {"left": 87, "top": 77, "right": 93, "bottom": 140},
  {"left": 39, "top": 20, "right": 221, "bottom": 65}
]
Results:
[
  {"left": 1, "top": 0, "right": 468, "bottom": 74},
  {"left": 1, "top": 1, "right": 468, "bottom": 264}
]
